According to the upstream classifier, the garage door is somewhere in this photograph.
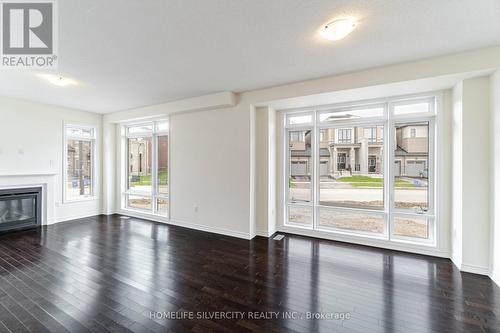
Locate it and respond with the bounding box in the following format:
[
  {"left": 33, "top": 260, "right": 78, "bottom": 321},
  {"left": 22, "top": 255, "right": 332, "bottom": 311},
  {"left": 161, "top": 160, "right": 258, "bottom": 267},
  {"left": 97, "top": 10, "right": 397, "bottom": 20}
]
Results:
[
  {"left": 320, "top": 161, "right": 329, "bottom": 176},
  {"left": 291, "top": 161, "right": 307, "bottom": 176},
  {"left": 406, "top": 161, "right": 425, "bottom": 177},
  {"left": 394, "top": 161, "right": 401, "bottom": 176}
]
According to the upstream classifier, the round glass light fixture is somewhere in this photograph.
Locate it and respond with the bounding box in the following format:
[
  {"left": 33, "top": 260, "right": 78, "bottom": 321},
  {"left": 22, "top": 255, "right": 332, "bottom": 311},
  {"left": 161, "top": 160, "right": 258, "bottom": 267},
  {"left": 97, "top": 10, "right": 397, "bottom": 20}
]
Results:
[
  {"left": 38, "top": 74, "right": 77, "bottom": 87},
  {"left": 320, "top": 18, "right": 357, "bottom": 41}
]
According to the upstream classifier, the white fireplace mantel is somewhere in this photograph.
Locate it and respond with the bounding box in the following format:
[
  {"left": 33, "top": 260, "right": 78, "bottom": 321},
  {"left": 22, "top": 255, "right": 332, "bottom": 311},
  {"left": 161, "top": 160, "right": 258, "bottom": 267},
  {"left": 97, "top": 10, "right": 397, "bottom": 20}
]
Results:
[
  {"left": 0, "top": 172, "right": 58, "bottom": 177},
  {"left": 0, "top": 173, "right": 58, "bottom": 225}
]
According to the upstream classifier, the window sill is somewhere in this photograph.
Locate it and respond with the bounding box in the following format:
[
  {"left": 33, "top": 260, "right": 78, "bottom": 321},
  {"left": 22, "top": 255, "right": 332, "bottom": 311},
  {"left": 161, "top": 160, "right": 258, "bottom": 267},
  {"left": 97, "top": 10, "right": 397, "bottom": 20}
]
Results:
[
  {"left": 124, "top": 191, "right": 153, "bottom": 196},
  {"left": 120, "top": 208, "right": 169, "bottom": 221},
  {"left": 63, "top": 196, "right": 98, "bottom": 204},
  {"left": 278, "top": 224, "right": 443, "bottom": 257}
]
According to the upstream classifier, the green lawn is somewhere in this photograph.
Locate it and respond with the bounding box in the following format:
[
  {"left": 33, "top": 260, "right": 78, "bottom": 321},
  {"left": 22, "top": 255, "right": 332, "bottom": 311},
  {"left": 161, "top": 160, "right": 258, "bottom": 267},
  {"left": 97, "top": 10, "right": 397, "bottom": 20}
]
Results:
[
  {"left": 131, "top": 171, "right": 168, "bottom": 186},
  {"left": 338, "top": 176, "right": 383, "bottom": 183},
  {"left": 338, "top": 176, "right": 414, "bottom": 188}
]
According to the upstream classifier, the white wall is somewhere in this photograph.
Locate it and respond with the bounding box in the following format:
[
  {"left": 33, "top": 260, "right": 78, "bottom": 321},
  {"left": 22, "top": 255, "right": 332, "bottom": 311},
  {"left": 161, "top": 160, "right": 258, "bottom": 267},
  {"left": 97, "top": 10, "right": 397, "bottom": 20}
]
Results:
[
  {"left": 255, "top": 106, "right": 277, "bottom": 237},
  {"left": 451, "top": 82, "right": 463, "bottom": 267},
  {"left": 491, "top": 70, "right": 500, "bottom": 285},
  {"left": 462, "top": 77, "right": 491, "bottom": 272},
  {"left": 169, "top": 106, "right": 251, "bottom": 237},
  {"left": 268, "top": 107, "right": 277, "bottom": 237},
  {"left": 0, "top": 96, "right": 102, "bottom": 223},
  {"left": 451, "top": 77, "right": 492, "bottom": 274},
  {"left": 255, "top": 107, "right": 269, "bottom": 236},
  {"left": 102, "top": 122, "right": 116, "bottom": 214}
]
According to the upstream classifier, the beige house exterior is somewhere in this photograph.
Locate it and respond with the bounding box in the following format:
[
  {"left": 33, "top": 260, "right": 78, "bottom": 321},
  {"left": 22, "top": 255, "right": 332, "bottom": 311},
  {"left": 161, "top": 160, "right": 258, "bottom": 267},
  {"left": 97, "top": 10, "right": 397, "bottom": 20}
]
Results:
[
  {"left": 290, "top": 123, "right": 428, "bottom": 178},
  {"left": 394, "top": 123, "right": 429, "bottom": 177}
]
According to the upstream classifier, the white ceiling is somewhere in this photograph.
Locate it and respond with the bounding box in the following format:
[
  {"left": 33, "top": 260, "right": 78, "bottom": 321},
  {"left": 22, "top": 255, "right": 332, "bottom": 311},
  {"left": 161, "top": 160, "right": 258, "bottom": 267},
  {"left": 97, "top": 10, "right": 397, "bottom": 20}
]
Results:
[{"left": 1, "top": 0, "right": 500, "bottom": 113}]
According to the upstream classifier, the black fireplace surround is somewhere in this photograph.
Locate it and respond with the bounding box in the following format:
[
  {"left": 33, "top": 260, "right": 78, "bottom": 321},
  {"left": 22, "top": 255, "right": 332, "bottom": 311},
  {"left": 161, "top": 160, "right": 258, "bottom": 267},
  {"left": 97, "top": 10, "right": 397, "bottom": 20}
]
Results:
[{"left": 0, "top": 187, "right": 42, "bottom": 233}]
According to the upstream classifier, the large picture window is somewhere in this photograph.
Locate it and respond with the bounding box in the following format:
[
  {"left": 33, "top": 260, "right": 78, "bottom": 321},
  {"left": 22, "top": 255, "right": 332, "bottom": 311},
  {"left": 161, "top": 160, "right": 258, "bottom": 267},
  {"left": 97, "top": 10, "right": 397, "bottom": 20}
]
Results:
[
  {"left": 284, "top": 94, "right": 437, "bottom": 245},
  {"left": 64, "top": 123, "right": 96, "bottom": 201},
  {"left": 123, "top": 120, "right": 169, "bottom": 217}
]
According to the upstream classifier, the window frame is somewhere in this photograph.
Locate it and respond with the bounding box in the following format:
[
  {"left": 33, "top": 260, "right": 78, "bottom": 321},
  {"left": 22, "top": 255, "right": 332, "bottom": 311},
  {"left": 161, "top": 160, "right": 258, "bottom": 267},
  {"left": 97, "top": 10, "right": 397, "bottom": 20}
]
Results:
[
  {"left": 285, "top": 122, "right": 314, "bottom": 229},
  {"left": 122, "top": 119, "right": 170, "bottom": 217},
  {"left": 63, "top": 122, "right": 97, "bottom": 203},
  {"left": 281, "top": 92, "right": 438, "bottom": 248},
  {"left": 389, "top": 116, "right": 436, "bottom": 245}
]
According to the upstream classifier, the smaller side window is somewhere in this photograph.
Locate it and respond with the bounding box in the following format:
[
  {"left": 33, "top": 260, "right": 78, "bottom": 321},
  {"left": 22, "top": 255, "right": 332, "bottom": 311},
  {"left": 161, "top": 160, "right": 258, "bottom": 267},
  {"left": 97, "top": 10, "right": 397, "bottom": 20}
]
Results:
[{"left": 64, "top": 124, "right": 96, "bottom": 201}]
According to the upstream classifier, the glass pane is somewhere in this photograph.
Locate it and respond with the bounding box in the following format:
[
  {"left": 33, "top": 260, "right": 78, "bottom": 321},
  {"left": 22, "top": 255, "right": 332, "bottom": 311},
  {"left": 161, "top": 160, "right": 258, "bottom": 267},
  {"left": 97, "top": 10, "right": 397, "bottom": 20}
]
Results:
[
  {"left": 319, "top": 208, "right": 385, "bottom": 234},
  {"left": 66, "top": 139, "right": 92, "bottom": 200},
  {"left": 288, "top": 114, "right": 312, "bottom": 125},
  {"left": 157, "top": 121, "right": 169, "bottom": 132},
  {"left": 0, "top": 198, "right": 35, "bottom": 223},
  {"left": 81, "top": 128, "right": 94, "bottom": 138},
  {"left": 319, "top": 126, "right": 384, "bottom": 209},
  {"left": 394, "top": 101, "right": 431, "bottom": 115},
  {"left": 127, "top": 195, "right": 152, "bottom": 211},
  {"left": 157, "top": 135, "right": 169, "bottom": 195},
  {"left": 394, "top": 122, "right": 429, "bottom": 211},
  {"left": 128, "top": 137, "right": 153, "bottom": 194},
  {"left": 66, "top": 126, "right": 94, "bottom": 138},
  {"left": 288, "top": 130, "right": 311, "bottom": 202},
  {"left": 394, "top": 215, "right": 429, "bottom": 239},
  {"left": 66, "top": 127, "right": 82, "bottom": 137},
  {"left": 157, "top": 198, "right": 169, "bottom": 216},
  {"left": 128, "top": 124, "right": 153, "bottom": 134},
  {"left": 320, "top": 107, "right": 383, "bottom": 123},
  {"left": 288, "top": 206, "right": 312, "bottom": 225}
]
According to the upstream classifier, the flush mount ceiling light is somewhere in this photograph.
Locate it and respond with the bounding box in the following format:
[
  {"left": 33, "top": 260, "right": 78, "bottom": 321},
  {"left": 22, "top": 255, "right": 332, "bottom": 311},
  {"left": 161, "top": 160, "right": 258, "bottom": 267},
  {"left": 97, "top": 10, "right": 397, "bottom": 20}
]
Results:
[
  {"left": 320, "top": 18, "right": 357, "bottom": 41},
  {"left": 38, "top": 74, "right": 78, "bottom": 87}
]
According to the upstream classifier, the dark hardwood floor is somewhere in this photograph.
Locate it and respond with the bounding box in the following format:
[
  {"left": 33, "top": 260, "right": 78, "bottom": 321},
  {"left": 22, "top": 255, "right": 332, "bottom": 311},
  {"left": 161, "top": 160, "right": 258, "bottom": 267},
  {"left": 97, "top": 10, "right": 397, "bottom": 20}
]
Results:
[{"left": 0, "top": 215, "right": 499, "bottom": 333}]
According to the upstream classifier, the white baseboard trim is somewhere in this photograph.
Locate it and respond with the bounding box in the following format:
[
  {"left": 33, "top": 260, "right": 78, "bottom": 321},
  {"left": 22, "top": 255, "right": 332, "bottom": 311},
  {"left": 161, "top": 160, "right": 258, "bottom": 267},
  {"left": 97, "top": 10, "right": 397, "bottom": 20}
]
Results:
[
  {"left": 460, "top": 263, "right": 491, "bottom": 276},
  {"left": 117, "top": 209, "right": 169, "bottom": 223},
  {"left": 47, "top": 212, "right": 102, "bottom": 225},
  {"left": 115, "top": 210, "right": 252, "bottom": 240},
  {"left": 169, "top": 218, "right": 252, "bottom": 240},
  {"left": 255, "top": 229, "right": 276, "bottom": 238},
  {"left": 451, "top": 254, "right": 462, "bottom": 270},
  {"left": 490, "top": 269, "right": 500, "bottom": 287}
]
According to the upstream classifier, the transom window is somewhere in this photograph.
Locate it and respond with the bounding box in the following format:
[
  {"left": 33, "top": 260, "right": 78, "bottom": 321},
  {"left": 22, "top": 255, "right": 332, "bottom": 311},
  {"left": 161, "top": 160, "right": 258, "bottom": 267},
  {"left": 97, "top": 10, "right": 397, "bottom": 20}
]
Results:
[
  {"left": 64, "top": 123, "right": 96, "bottom": 202},
  {"left": 284, "top": 94, "right": 437, "bottom": 246},
  {"left": 123, "top": 120, "right": 169, "bottom": 216}
]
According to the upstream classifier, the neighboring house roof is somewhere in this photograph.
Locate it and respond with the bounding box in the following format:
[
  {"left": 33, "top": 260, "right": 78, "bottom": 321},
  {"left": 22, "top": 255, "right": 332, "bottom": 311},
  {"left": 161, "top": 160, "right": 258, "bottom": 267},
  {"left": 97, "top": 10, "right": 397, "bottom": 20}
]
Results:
[
  {"left": 395, "top": 146, "right": 427, "bottom": 156},
  {"left": 291, "top": 148, "right": 330, "bottom": 157}
]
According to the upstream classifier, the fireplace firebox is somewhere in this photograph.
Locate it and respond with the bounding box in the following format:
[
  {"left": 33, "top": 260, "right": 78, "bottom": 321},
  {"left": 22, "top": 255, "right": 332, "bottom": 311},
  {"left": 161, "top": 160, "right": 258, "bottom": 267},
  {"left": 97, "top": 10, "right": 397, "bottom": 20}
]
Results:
[{"left": 0, "top": 187, "right": 42, "bottom": 233}]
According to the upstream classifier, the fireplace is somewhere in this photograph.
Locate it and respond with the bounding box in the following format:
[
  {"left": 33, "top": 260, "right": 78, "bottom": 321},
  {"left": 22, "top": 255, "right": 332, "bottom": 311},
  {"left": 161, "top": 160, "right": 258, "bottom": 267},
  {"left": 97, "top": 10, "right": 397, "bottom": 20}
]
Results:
[{"left": 0, "top": 187, "right": 42, "bottom": 233}]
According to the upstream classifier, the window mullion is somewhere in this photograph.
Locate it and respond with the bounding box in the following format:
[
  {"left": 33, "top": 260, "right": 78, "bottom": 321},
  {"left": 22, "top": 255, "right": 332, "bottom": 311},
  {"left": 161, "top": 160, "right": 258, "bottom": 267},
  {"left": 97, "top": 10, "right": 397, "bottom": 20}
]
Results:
[
  {"left": 386, "top": 102, "right": 394, "bottom": 240},
  {"left": 152, "top": 133, "right": 157, "bottom": 214},
  {"left": 312, "top": 117, "right": 318, "bottom": 231}
]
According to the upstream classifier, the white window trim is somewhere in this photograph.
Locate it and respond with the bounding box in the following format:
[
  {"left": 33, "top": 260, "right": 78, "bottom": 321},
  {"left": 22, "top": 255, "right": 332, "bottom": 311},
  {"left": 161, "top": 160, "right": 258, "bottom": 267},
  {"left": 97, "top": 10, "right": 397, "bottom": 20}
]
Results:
[
  {"left": 279, "top": 91, "right": 442, "bottom": 255},
  {"left": 63, "top": 122, "right": 97, "bottom": 203},
  {"left": 122, "top": 118, "right": 170, "bottom": 218}
]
